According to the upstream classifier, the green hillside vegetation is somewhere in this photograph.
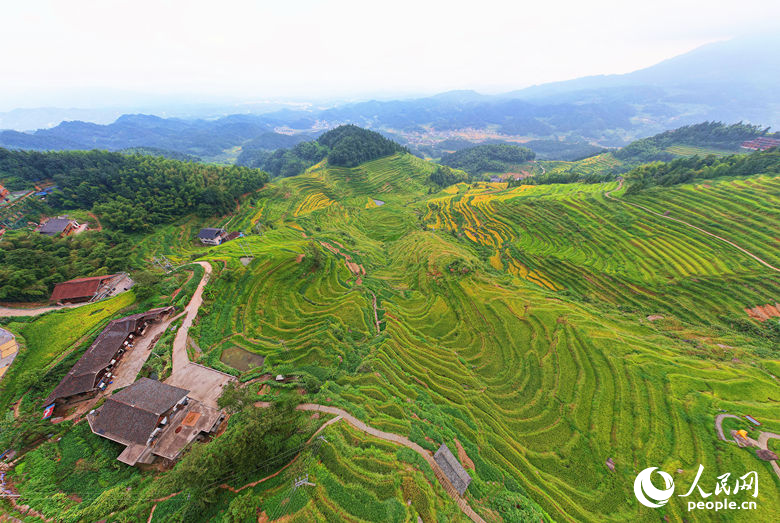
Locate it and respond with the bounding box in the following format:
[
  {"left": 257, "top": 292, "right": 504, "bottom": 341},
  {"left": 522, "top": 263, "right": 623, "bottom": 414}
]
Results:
[
  {"left": 0, "top": 148, "right": 268, "bottom": 232},
  {"left": 247, "top": 125, "right": 407, "bottom": 178},
  {"left": 118, "top": 147, "right": 201, "bottom": 162},
  {"left": 528, "top": 152, "right": 623, "bottom": 185},
  {"left": 136, "top": 151, "right": 778, "bottom": 521},
  {"left": 0, "top": 230, "right": 132, "bottom": 301},
  {"left": 2, "top": 144, "right": 779, "bottom": 521},
  {"left": 318, "top": 125, "right": 406, "bottom": 167},
  {"left": 615, "top": 121, "right": 768, "bottom": 164},
  {"left": 625, "top": 147, "right": 780, "bottom": 193},
  {"left": 440, "top": 143, "right": 535, "bottom": 174}
]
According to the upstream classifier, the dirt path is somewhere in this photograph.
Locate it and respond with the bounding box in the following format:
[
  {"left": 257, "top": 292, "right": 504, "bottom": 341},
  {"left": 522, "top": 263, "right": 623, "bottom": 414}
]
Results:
[
  {"left": 253, "top": 402, "right": 486, "bottom": 523},
  {"left": 757, "top": 432, "right": 780, "bottom": 480},
  {"left": 369, "top": 291, "right": 381, "bottom": 334},
  {"left": 715, "top": 413, "right": 740, "bottom": 441},
  {"left": 165, "top": 261, "right": 235, "bottom": 408},
  {"left": 714, "top": 413, "right": 780, "bottom": 481},
  {"left": 0, "top": 302, "right": 86, "bottom": 318},
  {"left": 170, "top": 261, "right": 211, "bottom": 374},
  {"left": 87, "top": 212, "right": 102, "bottom": 232},
  {"left": 606, "top": 179, "right": 779, "bottom": 272}
]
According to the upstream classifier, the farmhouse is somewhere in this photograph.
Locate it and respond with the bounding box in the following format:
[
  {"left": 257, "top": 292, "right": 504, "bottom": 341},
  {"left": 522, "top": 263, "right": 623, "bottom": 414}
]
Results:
[
  {"left": 198, "top": 227, "right": 226, "bottom": 245},
  {"left": 37, "top": 217, "right": 79, "bottom": 237},
  {"left": 49, "top": 273, "right": 128, "bottom": 304},
  {"left": 87, "top": 377, "right": 223, "bottom": 466},
  {"left": 43, "top": 307, "right": 174, "bottom": 412},
  {"left": 434, "top": 443, "right": 472, "bottom": 496}
]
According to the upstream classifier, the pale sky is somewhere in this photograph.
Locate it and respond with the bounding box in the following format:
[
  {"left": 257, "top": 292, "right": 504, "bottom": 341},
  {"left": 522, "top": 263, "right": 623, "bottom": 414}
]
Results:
[{"left": 1, "top": 0, "right": 778, "bottom": 109}]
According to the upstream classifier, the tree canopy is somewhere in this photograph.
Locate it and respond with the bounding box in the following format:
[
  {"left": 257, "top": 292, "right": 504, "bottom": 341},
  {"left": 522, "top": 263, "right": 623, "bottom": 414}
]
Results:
[
  {"left": 0, "top": 230, "right": 132, "bottom": 302},
  {"left": 615, "top": 121, "right": 768, "bottom": 164},
  {"left": 0, "top": 148, "right": 268, "bottom": 232},
  {"left": 440, "top": 144, "right": 535, "bottom": 174},
  {"left": 625, "top": 147, "right": 780, "bottom": 193},
  {"left": 238, "top": 125, "right": 406, "bottom": 178}
]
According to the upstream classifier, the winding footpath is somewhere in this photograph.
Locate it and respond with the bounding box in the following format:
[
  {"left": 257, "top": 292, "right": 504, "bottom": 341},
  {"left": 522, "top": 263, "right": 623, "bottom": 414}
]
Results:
[
  {"left": 150, "top": 260, "right": 485, "bottom": 521},
  {"left": 605, "top": 179, "right": 779, "bottom": 272},
  {"left": 0, "top": 302, "right": 86, "bottom": 318},
  {"left": 714, "top": 413, "right": 780, "bottom": 481},
  {"left": 250, "top": 402, "right": 487, "bottom": 523}
]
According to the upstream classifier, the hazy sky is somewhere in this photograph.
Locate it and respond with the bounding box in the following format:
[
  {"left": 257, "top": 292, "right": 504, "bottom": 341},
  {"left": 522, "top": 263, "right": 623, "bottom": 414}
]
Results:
[{"left": 2, "top": 0, "right": 779, "bottom": 109}]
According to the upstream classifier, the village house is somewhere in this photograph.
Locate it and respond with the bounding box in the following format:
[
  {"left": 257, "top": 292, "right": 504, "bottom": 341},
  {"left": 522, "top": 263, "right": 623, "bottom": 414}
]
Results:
[
  {"left": 49, "top": 273, "right": 128, "bottom": 304},
  {"left": 37, "top": 217, "right": 79, "bottom": 237},
  {"left": 197, "top": 227, "right": 227, "bottom": 246},
  {"left": 43, "top": 307, "right": 174, "bottom": 414},
  {"left": 87, "top": 377, "right": 223, "bottom": 466}
]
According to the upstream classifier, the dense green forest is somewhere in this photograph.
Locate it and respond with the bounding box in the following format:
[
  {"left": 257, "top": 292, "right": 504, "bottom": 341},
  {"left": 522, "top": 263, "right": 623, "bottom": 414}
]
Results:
[
  {"left": 428, "top": 165, "right": 470, "bottom": 187},
  {"left": 625, "top": 147, "right": 780, "bottom": 193},
  {"left": 0, "top": 231, "right": 131, "bottom": 301},
  {"left": 615, "top": 121, "right": 768, "bottom": 164},
  {"left": 0, "top": 148, "right": 268, "bottom": 232},
  {"left": 440, "top": 144, "right": 535, "bottom": 174},
  {"left": 317, "top": 125, "right": 406, "bottom": 167},
  {"left": 235, "top": 125, "right": 406, "bottom": 177},
  {"left": 118, "top": 147, "right": 201, "bottom": 162}
]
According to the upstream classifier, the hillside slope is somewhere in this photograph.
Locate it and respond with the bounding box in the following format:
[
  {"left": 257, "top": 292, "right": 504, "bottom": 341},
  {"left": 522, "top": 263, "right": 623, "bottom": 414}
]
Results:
[
  {"left": 142, "top": 154, "right": 780, "bottom": 520},
  {"left": 5, "top": 152, "right": 779, "bottom": 521}
]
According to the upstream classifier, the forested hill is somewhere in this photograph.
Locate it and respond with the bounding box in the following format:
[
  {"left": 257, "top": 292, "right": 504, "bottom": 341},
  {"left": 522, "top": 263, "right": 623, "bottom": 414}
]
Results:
[
  {"left": 625, "top": 147, "right": 780, "bottom": 193},
  {"left": 0, "top": 148, "right": 267, "bottom": 232},
  {"left": 237, "top": 124, "right": 407, "bottom": 177},
  {"left": 439, "top": 144, "right": 535, "bottom": 174},
  {"left": 615, "top": 121, "right": 769, "bottom": 164}
]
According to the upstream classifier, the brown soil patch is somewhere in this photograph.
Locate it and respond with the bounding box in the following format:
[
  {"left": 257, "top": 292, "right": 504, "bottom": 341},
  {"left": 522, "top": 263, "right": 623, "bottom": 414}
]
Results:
[
  {"left": 745, "top": 302, "right": 780, "bottom": 322},
  {"left": 295, "top": 254, "right": 304, "bottom": 263},
  {"left": 320, "top": 241, "right": 365, "bottom": 283},
  {"left": 454, "top": 438, "right": 475, "bottom": 469}
]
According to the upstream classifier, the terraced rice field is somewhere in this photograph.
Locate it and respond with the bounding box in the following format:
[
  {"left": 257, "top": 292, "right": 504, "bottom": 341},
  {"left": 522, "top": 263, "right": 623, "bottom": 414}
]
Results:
[
  {"left": 140, "top": 154, "right": 780, "bottom": 521},
  {"left": 543, "top": 153, "right": 622, "bottom": 177},
  {"left": 665, "top": 145, "right": 738, "bottom": 157}
]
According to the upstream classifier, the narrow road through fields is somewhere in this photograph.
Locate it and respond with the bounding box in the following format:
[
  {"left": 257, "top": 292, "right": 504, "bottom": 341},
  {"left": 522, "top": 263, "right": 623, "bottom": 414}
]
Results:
[
  {"left": 0, "top": 302, "right": 86, "bottom": 318},
  {"left": 254, "top": 401, "right": 486, "bottom": 523},
  {"left": 715, "top": 413, "right": 740, "bottom": 441},
  {"left": 714, "top": 412, "right": 780, "bottom": 481},
  {"left": 165, "top": 261, "right": 235, "bottom": 408},
  {"left": 757, "top": 432, "right": 780, "bottom": 480},
  {"left": 605, "top": 179, "right": 779, "bottom": 272},
  {"left": 150, "top": 260, "right": 484, "bottom": 521}
]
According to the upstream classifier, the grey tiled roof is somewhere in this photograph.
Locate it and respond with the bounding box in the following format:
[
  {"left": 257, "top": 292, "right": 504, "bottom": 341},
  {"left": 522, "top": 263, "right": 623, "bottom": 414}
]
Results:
[
  {"left": 44, "top": 307, "right": 173, "bottom": 405},
  {"left": 90, "top": 378, "right": 188, "bottom": 445},
  {"left": 434, "top": 444, "right": 472, "bottom": 496},
  {"left": 39, "top": 218, "right": 74, "bottom": 235},
  {"left": 198, "top": 228, "right": 225, "bottom": 240}
]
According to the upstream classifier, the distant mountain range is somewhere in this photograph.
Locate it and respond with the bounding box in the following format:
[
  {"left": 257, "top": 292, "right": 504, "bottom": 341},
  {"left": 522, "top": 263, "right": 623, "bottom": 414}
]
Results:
[{"left": 1, "top": 34, "right": 777, "bottom": 160}]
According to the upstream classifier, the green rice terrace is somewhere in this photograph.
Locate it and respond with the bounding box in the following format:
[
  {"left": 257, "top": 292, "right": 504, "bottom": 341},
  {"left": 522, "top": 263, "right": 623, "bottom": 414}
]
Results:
[{"left": 1, "top": 150, "right": 779, "bottom": 522}]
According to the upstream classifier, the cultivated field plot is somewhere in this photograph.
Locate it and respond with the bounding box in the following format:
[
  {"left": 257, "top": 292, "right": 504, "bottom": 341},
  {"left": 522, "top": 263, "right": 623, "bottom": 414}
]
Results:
[
  {"left": 98, "top": 154, "right": 780, "bottom": 521},
  {"left": 542, "top": 152, "right": 623, "bottom": 177},
  {"left": 665, "top": 144, "right": 738, "bottom": 157}
]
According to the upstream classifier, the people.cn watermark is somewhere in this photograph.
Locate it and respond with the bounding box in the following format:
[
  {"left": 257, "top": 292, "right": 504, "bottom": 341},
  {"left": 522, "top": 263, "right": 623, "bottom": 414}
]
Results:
[{"left": 634, "top": 465, "right": 758, "bottom": 512}]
